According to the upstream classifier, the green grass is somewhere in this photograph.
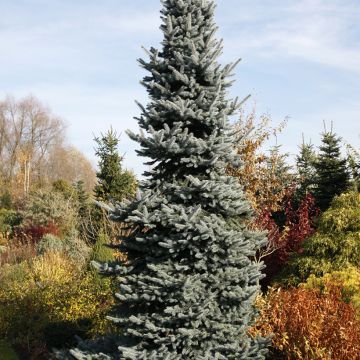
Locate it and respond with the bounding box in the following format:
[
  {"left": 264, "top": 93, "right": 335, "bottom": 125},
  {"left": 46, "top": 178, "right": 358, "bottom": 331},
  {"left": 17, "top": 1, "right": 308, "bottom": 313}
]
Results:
[{"left": 0, "top": 340, "right": 18, "bottom": 360}]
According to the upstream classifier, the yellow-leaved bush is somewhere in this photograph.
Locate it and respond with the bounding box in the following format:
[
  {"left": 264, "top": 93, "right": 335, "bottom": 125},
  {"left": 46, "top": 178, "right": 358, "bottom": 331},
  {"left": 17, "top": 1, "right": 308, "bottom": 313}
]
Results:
[
  {"left": 0, "top": 252, "right": 114, "bottom": 356},
  {"left": 303, "top": 266, "right": 360, "bottom": 315}
]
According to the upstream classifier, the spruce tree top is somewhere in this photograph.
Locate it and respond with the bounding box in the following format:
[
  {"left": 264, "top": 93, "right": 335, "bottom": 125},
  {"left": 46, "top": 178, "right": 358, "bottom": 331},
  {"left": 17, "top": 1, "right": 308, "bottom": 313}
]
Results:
[
  {"left": 314, "top": 130, "right": 350, "bottom": 211},
  {"left": 69, "top": 1, "right": 268, "bottom": 359},
  {"left": 130, "top": 0, "right": 242, "bottom": 185}
]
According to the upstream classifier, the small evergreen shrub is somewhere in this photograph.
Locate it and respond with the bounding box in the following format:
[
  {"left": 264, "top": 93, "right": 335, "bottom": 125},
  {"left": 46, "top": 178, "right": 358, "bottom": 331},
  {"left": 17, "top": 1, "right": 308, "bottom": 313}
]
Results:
[
  {"left": 63, "top": 229, "right": 92, "bottom": 266},
  {"left": 313, "top": 130, "right": 350, "bottom": 211},
  {"left": 36, "top": 231, "right": 91, "bottom": 267},
  {"left": 0, "top": 189, "right": 13, "bottom": 209},
  {"left": 91, "top": 231, "right": 114, "bottom": 263},
  {"left": 93, "top": 128, "right": 137, "bottom": 204},
  {"left": 0, "top": 209, "right": 22, "bottom": 241},
  {"left": 36, "top": 234, "right": 64, "bottom": 255}
]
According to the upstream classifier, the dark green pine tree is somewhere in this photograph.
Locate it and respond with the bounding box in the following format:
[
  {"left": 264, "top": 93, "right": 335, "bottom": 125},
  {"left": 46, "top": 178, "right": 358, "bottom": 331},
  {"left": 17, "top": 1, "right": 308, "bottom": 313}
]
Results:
[
  {"left": 294, "top": 138, "right": 317, "bottom": 204},
  {"left": 94, "top": 128, "right": 137, "bottom": 204},
  {"left": 69, "top": 1, "right": 268, "bottom": 359},
  {"left": 313, "top": 130, "right": 350, "bottom": 211}
]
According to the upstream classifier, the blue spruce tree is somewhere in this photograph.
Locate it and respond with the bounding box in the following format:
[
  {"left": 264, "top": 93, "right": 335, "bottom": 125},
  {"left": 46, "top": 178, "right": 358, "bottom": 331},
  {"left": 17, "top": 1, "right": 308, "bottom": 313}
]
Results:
[{"left": 68, "top": 0, "right": 268, "bottom": 358}]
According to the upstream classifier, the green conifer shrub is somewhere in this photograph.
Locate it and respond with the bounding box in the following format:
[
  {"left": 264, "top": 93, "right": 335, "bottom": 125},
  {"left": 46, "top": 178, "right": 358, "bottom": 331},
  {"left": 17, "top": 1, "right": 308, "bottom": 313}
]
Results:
[
  {"left": 91, "top": 129, "right": 137, "bottom": 243},
  {"left": 37, "top": 230, "right": 91, "bottom": 267},
  {"left": 0, "top": 209, "right": 22, "bottom": 240},
  {"left": 0, "top": 190, "right": 13, "bottom": 210},
  {"left": 91, "top": 231, "right": 115, "bottom": 263},
  {"left": 53, "top": 179, "right": 76, "bottom": 199},
  {"left": 37, "top": 234, "right": 64, "bottom": 254}
]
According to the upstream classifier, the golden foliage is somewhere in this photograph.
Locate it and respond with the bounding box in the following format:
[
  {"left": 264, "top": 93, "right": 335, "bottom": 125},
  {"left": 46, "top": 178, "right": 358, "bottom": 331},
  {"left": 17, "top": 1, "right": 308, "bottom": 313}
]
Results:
[
  {"left": 0, "top": 252, "right": 114, "bottom": 354},
  {"left": 228, "top": 107, "right": 293, "bottom": 212},
  {"left": 303, "top": 266, "right": 360, "bottom": 316},
  {"left": 252, "top": 286, "right": 360, "bottom": 359}
]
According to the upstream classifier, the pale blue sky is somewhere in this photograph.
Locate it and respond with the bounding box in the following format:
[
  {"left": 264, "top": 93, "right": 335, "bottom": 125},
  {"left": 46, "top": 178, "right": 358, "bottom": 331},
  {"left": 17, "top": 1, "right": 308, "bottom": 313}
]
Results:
[{"left": 1, "top": 0, "right": 359, "bottom": 176}]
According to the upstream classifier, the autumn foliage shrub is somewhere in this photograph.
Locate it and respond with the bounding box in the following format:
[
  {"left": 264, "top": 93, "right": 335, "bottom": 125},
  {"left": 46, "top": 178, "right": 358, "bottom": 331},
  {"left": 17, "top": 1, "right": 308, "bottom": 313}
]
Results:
[
  {"left": 0, "top": 252, "right": 114, "bottom": 358},
  {"left": 304, "top": 266, "right": 360, "bottom": 315},
  {"left": 252, "top": 286, "right": 360, "bottom": 359},
  {"left": 0, "top": 240, "right": 37, "bottom": 267},
  {"left": 228, "top": 109, "right": 290, "bottom": 213},
  {"left": 256, "top": 193, "right": 318, "bottom": 286},
  {"left": 16, "top": 222, "right": 60, "bottom": 244}
]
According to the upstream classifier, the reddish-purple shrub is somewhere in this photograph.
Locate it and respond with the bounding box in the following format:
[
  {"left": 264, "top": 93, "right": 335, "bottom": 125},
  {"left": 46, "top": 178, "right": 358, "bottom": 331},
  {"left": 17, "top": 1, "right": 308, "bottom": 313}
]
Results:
[
  {"left": 15, "top": 222, "right": 60, "bottom": 244},
  {"left": 255, "top": 194, "right": 319, "bottom": 286}
]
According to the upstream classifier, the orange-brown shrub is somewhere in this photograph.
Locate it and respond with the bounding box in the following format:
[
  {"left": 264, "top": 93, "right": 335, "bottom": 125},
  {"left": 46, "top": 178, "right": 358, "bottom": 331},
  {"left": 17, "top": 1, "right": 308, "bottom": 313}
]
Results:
[{"left": 252, "top": 286, "right": 360, "bottom": 359}]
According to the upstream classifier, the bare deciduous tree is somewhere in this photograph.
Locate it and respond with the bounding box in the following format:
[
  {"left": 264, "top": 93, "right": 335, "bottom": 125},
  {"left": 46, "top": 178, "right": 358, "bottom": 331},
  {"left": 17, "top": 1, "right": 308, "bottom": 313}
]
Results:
[
  {"left": 45, "top": 145, "right": 96, "bottom": 193},
  {"left": 0, "top": 95, "right": 96, "bottom": 198},
  {"left": 0, "top": 96, "right": 65, "bottom": 192}
]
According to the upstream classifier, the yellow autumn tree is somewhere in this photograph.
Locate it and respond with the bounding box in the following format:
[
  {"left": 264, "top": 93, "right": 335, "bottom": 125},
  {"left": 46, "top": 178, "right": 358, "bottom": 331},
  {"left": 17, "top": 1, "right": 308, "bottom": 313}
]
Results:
[{"left": 228, "top": 107, "right": 294, "bottom": 213}]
